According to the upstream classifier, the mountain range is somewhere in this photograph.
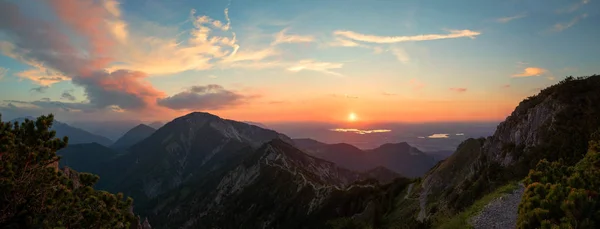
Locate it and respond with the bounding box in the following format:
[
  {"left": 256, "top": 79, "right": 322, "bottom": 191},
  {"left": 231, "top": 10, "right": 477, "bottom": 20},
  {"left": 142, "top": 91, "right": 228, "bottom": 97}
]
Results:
[
  {"left": 10, "top": 117, "right": 114, "bottom": 146},
  {"left": 25, "top": 75, "right": 600, "bottom": 228},
  {"left": 294, "top": 139, "right": 437, "bottom": 177}
]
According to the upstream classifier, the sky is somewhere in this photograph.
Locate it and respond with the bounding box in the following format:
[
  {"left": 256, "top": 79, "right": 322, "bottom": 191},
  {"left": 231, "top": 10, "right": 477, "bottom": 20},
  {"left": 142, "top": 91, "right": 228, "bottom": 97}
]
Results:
[{"left": 0, "top": 0, "right": 599, "bottom": 124}]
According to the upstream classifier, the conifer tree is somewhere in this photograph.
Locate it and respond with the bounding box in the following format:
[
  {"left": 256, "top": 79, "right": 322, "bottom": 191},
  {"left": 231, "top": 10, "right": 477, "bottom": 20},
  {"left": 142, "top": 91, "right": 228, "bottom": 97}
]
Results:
[{"left": 0, "top": 114, "right": 135, "bottom": 228}]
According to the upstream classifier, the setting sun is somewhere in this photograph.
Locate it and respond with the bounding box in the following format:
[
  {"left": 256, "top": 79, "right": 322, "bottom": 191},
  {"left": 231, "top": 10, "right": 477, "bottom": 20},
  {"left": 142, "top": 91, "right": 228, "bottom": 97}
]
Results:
[{"left": 348, "top": 112, "right": 357, "bottom": 122}]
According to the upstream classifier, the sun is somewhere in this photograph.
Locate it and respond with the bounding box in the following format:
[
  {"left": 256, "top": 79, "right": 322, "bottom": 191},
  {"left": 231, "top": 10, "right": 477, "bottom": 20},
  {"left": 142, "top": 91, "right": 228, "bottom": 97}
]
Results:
[{"left": 348, "top": 112, "right": 357, "bottom": 122}]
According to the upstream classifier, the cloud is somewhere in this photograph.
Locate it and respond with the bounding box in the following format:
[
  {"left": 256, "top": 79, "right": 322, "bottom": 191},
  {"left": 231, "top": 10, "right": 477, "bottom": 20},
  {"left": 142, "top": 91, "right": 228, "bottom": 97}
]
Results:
[
  {"left": 329, "top": 94, "right": 359, "bottom": 99},
  {"left": 333, "top": 29, "right": 481, "bottom": 44},
  {"left": 30, "top": 86, "right": 49, "bottom": 93},
  {"left": 2, "top": 99, "right": 94, "bottom": 113},
  {"left": 330, "top": 128, "right": 392, "bottom": 135},
  {"left": 456, "top": 133, "right": 465, "bottom": 136},
  {"left": 61, "top": 90, "right": 77, "bottom": 101},
  {"left": 107, "top": 8, "right": 241, "bottom": 75},
  {"left": 495, "top": 14, "right": 527, "bottom": 23},
  {"left": 0, "top": 67, "right": 8, "bottom": 79},
  {"left": 0, "top": 1, "right": 164, "bottom": 111},
  {"left": 427, "top": 133, "right": 449, "bottom": 139},
  {"left": 390, "top": 47, "right": 410, "bottom": 63},
  {"left": 382, "top": 92, "right": 397, "bottom": 96},
  {"left": 328, "top": 37, "right": 367, "bottom": 48},
  {"left": 556, "top": 0, "right": 590, "bottom": 14},
  {"left": 287, "top": 59, "right": 344, "bottom": 76},
  {"left": 0, "top": 42, "right": 70, "bottom": 86},
  {"left": 272, "top": 28, "right": 315, "bottom": 45},
  {"left": 552, "top": 14, "right": 588, "bottom": 32},
  {"left": 512, "top": 67, "right": 548, "bottom": 77},
  {"left": 157, "top": 84, "right": 247, "bottom": 110},
  {"left": 503, "top": 84, "right": 511, "bottom": 88},
  {"left": 409, "top": 79, "right": 425, "bottom": 90},
  {"left": 449, "top": 87, "right": 467, "bottom": 93}
]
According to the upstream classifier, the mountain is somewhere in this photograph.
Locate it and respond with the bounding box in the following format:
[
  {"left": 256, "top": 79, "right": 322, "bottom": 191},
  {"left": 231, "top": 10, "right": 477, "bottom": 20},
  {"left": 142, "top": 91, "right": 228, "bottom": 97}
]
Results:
[
  {"left": 111, "top": 124, "right": 156, "bottom": 150},
  {"left": 59, "top": 111, "right": 409, "bottom": 228},
  {"left": 367, "top": 143, "right": 437, "bottom": 178},
  {"left": 69, "top": 120, "right": 141, "bottom": 141},
  {"left": 137, "top": 139, "right": 411, "bottom": 228},
  {"left": 148, "top": 121, "right": 165, "bottom": 129},
  {"left": 423, "top": 150, "right": 455, "bottom": 161},
  {"left": 293, "top": 138, "right": 329, "bottom": 150},
  {"left": 243, "top": 121, "right": 269, "bottom": 129},
  {"left": 10, "top": 117, "right": 114, "bottom": 146},
  {"left": 93, "top": 112, "right": 295, "bottom": 199},
  {"left": 294, "top": 138, "right": 436, "bottom": 177}
]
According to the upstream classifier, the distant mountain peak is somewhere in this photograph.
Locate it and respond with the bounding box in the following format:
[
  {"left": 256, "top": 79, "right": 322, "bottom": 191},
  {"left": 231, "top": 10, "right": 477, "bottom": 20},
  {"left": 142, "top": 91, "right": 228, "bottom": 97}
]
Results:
[
  {"left": 131, "top": 124, "right": 155, "bottom": 132},
  {"left": 111, "top": 124, "right": 156, "bottom": 150}
]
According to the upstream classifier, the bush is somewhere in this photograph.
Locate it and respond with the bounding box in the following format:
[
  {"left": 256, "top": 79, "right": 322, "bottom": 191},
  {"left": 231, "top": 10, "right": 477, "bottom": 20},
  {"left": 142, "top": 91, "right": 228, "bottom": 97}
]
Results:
[{"left": 517, "top": 131, "right": 600, "bottom": 229}]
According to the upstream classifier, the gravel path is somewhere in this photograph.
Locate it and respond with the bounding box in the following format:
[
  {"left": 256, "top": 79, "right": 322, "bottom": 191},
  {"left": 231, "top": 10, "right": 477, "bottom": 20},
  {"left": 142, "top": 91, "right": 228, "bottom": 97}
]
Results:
[{"left": 470, "top": 183, "right": 525, "bottom": 229}]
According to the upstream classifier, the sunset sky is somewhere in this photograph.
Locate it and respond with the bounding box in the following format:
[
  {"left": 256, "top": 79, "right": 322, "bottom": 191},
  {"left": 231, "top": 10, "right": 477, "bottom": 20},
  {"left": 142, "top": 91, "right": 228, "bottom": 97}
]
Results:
[{"left": 0, "top": 0, "right": 598, "bottom": 123}]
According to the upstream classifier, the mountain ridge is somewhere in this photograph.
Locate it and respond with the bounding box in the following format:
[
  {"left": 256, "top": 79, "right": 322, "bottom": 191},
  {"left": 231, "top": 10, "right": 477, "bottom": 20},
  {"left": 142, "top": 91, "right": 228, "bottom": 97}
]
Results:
[{"left": 10, "top": 117, "right": 114, "bottom": 146}]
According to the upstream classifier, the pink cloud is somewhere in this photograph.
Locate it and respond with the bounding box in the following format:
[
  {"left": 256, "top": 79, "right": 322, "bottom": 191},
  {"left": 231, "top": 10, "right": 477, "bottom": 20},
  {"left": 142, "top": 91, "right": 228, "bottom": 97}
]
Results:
[
  {"left": 409, "top": 79, "right": 425, "bottom": 90},
  {"left": 449, "top": 88, "right": 467, "bottom": 93},
  {"left": 0, "top": 1, "right": 162, "bottom": 111}
]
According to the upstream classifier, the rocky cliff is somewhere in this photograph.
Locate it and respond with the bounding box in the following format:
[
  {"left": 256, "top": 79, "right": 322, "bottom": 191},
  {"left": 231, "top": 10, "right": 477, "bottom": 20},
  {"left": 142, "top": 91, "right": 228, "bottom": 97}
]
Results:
[{"left": 416, "top": 75, "right": 600, "bottom": 224}]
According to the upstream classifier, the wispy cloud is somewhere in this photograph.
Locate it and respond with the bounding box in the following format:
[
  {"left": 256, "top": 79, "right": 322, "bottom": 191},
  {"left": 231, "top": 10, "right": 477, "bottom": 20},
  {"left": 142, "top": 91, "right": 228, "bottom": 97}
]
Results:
[
  {"left": 333, "top": 29, "right": 481, "bottom": 44},
  {"left": 0, "top": 67, "right": 8, "bottom": 79},
  {"left": 287, "top": 59, "right": 344, "bottom": 76},
  {"left": 512, "top": 67, "right": 548, "bottom": 77},
  {"left": 390, "top": 47, "right": 410, "bottom": 63},
  {"left": 382, "top": 92, "right": 397, "bottom": 96},
  {"left": 449, "top": 87, "right": 467, "bottom": 93},
  {"left": 495, "top": 14, "right": 527, "bottom": 23},
  {"left": 330, "top": 128, "right": 392, "bottom": 135},
  {"left": 328, "top": 37, "right": 367, "bottom": 48},
  {"left": 552, "top": 14, "right": 588, "bottom": 32},
  {"left": 30, "top": 86, "right": 49, "bottom": 94},
  {"left": 272, "top": 28, "right": 315, "bottom": 45},
  {"left": 428, "top": 133, "right": 449, "bottom": 139},
  {"left": 556, "top": 0, "right": 590, "bottom": 14},
  {"left": 61, "top": 90, "right": 77, "bottom": 101}
]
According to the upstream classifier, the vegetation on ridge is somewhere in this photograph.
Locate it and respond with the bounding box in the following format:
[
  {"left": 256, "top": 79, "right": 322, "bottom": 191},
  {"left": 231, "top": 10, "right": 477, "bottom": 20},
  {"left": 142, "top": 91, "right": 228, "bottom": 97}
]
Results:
[
  {"left": 517, "top": 130, "right": 600, "bottom": 229},
  {"left": 0, "top": 114, "right": 135, "bottom": 228}
]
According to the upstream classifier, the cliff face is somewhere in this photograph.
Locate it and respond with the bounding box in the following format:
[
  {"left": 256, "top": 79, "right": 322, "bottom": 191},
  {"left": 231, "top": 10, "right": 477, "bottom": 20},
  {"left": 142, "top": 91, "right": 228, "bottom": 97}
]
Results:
[{"left": 418, "top": 75, "right": 600, "bottom": 222}]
